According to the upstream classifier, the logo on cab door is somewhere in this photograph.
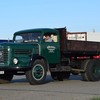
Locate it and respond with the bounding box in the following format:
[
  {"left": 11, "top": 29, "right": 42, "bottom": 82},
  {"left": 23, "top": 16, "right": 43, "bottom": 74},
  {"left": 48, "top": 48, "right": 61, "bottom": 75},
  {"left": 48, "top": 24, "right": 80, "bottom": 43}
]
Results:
[{"left": 47, "top": 46, "right": 56, "bottom": 53}]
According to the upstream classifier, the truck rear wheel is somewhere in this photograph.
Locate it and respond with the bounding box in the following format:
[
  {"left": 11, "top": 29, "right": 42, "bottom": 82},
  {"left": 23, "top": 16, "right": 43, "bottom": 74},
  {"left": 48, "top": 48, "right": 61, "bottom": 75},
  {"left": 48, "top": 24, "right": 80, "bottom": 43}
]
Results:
[
  {"left": 25, "top": 59, "right": 47, "bottom": 85},
  {"left": 51, "top": 72, "right": 70, "bottom": 81},
  {"left": 62, "top": 72, "right": 70, "bottom": 79},
  {"left": 81, "top": 59, "right": 100, "bottom": 81},
  {"left": 0, "top": 71, "right": 13, "bottom": 83},
  {"left": 51, "top": 72, "right": 57, "bottom": 80},
  {"left": 81, "top": 60, "right": 90, "bottom": 81},
  {"left": 51, "top": 72, "right": 63, "bottom": 81}
]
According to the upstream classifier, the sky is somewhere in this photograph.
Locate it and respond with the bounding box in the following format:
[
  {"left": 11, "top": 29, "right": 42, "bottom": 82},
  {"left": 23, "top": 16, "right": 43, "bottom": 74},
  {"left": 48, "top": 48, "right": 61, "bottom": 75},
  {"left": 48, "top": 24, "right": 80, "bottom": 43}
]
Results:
[{"left": 0, "top": 0, "right": 100, "bottom": 39}]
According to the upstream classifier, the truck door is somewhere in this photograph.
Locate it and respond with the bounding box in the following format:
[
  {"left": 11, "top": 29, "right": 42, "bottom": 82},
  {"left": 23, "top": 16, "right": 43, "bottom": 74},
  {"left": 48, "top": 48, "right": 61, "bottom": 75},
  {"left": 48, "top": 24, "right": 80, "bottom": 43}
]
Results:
[{"left": 41, "top": 33, "right": 60, "bottom": 64}]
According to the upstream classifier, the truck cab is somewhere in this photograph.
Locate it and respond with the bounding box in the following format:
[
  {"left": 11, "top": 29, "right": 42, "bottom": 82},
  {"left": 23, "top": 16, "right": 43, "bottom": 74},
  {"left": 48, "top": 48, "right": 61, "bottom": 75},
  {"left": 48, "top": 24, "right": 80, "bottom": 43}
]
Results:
[
  {"left": 0, "top": 28, "right": 61, "bottom": 84},
  {"left": 13, "top": 28, "right": 61, "bottom": 64}
]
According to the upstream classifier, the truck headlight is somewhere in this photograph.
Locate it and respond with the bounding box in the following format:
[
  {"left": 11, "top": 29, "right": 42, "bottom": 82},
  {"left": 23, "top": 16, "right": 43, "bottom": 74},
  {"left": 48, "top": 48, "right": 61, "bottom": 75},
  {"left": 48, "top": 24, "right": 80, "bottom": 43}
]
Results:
[{"left": 13, "top": 58, "right": 18, "bottom": 64}]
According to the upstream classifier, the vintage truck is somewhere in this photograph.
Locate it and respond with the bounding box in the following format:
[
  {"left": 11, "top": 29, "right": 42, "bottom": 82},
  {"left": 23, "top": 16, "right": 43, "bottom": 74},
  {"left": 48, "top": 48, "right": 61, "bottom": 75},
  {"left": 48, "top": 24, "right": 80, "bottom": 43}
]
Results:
[{"left": 0, "top": 28, "right": 100, "bottom": 85}]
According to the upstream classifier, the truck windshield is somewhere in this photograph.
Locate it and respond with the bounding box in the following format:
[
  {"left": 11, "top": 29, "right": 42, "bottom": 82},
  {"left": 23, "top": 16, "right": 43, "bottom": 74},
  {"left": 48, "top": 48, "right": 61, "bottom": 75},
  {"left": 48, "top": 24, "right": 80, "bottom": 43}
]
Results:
[{"left": 14, "top": 32, "right": 41, "bottom": 43}]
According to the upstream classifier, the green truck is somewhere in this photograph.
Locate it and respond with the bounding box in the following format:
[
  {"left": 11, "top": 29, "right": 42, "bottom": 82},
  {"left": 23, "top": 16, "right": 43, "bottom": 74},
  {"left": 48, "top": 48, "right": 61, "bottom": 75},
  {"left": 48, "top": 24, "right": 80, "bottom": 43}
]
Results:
[{"left": 0, "top": 28, "right": 100, "bottom": 85}]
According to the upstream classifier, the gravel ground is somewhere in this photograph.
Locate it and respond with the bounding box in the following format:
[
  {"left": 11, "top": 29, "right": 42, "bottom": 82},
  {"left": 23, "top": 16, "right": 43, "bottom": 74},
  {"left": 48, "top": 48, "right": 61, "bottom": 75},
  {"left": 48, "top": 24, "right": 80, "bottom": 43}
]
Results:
[{"left": 0, "top": 74, "right": 100, "bottom": 100}]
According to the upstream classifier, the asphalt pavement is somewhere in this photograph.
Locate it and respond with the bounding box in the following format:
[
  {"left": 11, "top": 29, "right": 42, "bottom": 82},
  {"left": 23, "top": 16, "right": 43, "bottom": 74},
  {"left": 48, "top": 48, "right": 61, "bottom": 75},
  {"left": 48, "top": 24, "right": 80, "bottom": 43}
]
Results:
[{"left": 0, "top": 74, "right": 100, "bottom": 100}]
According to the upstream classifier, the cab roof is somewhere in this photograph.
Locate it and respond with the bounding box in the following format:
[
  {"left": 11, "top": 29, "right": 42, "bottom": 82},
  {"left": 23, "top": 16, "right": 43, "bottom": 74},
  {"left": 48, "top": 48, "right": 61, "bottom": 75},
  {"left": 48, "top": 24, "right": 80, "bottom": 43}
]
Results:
[{"left": 14, "top": 28, "right": 58, "bottom": 35}]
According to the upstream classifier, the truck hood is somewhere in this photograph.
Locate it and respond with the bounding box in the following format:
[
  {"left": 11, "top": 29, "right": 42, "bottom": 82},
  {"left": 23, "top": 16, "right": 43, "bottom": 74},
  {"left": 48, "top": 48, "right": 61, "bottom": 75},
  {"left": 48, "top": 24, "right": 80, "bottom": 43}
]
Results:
[
  {"left": 0, "top": 42, "right": 40, "bottom": 54},
  {"left": 0, "top": 42, "right": 38, "bottom": 48}
]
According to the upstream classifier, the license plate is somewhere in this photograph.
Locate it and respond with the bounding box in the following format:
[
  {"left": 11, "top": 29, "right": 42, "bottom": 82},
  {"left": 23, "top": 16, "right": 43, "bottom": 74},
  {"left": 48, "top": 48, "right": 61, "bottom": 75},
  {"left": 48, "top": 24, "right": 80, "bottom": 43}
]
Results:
[{"left": 0, "top": 71, "right": 4, "bottom": 74}]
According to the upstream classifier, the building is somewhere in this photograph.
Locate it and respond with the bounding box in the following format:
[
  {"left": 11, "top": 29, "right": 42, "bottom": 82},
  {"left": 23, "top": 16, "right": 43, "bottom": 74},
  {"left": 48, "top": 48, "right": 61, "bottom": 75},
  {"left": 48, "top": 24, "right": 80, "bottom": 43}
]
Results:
[
  {"left": 67, "top": 32, "right": 100, "bottom": 42},
  {"left": 87, "top": 32, "right": 100, "bottom": 42},
  {"left": 67, "top": 32, "right": 87, "bottom": 41}
]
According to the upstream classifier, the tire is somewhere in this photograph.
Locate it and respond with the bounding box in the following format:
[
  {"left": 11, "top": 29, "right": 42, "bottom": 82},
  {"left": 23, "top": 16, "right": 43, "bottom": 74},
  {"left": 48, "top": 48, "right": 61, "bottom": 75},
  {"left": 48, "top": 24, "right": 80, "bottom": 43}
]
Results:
[
  {"left": 81, "top": 60, "right": 90, "bottom": 81},
  {"left": 0, "top": 71, "right": 13, "bottom": 84},
  {"left": 25, "top": 59, "right": 47, "bottom": 85},
  {"left": 51, "top": 71, "right": 70, "bottom": 81},
  {"left": 62, "top": 72, "right": 70, "bottom": 79},
  {"left": 51, "top": 72, "right": 57, "bottom": 80},
  {"left": 81, "top": 59, "right": 100, "bottom": 81},
  {"left": 50, "top": 72, "right": 63, "bottom": 81},
  {"left": 56, "top": 72, "right": 63, "bottom": 81},
  {"left": 72, "top": 72, "right": 79, "bottom": 75}
]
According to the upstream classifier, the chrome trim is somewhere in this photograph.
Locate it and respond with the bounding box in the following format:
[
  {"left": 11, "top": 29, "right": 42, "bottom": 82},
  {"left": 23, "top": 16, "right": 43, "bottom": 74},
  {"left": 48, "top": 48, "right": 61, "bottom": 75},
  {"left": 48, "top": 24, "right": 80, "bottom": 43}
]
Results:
[{"left": 35, "top": 43, "right": 41, "bottom": 55}]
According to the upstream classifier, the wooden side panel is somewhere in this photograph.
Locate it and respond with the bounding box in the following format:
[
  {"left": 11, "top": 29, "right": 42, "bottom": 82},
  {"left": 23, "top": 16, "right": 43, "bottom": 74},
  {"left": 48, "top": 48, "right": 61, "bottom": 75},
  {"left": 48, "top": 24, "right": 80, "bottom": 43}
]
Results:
[
  {"left": 55, "top": 28, "right": 100, "bottom": 54},
  {"left": 66, "top": 40, "right": 100, "bottom": 52}
]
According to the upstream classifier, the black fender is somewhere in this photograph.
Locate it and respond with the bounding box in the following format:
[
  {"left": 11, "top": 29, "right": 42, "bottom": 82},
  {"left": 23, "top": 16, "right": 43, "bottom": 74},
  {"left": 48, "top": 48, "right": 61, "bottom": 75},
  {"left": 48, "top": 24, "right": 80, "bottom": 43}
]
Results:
[{"left": 30, "top": 54, "right": 49, "bottom": 71}]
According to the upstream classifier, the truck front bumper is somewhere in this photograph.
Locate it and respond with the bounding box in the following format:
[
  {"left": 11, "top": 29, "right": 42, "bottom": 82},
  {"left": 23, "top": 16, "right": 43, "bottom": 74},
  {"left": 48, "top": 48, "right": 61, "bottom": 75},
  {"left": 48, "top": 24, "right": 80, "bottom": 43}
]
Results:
[{"left": 0, "top": 66, "right": 32, "bottom": 71}]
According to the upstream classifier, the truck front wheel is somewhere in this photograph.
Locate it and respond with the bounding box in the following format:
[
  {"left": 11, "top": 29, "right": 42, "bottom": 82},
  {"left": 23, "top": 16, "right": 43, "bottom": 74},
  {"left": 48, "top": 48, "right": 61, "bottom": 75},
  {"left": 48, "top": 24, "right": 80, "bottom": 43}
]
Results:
[
  {"left": 0, "top": 71, "right": 13, "bottom": 83},
  {"left": 25, "top": 59, "right": 47, "bottom": 85},
  {"left": 81, "top": 59, "right": 100, "bottom": 81}
]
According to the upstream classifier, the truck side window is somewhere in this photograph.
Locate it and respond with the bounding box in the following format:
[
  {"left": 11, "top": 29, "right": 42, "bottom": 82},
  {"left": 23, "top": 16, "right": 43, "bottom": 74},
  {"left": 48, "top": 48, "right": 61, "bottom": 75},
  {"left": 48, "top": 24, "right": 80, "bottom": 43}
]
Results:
[
  {"left": 53, "top": 35, "right": 58, "bottom": 42},
  {"left": 43, "top": 33, "right": 58, "bottom": 42}
]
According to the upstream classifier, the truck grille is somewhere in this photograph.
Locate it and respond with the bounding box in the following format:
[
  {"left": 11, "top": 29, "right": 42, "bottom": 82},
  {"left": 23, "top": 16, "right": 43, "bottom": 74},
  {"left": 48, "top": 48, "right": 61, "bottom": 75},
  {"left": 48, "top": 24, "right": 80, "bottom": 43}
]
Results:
[
  {"left": 14, "top": 49, "right": 32, "bottom": 55},
  {"left": 0, "top": 48, "right": 8, "bottom": 63}
]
